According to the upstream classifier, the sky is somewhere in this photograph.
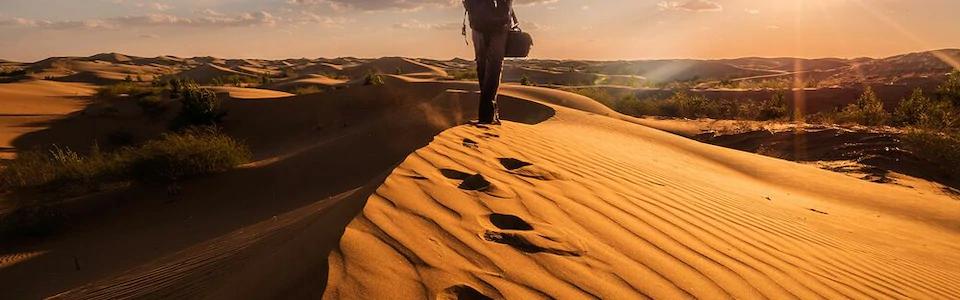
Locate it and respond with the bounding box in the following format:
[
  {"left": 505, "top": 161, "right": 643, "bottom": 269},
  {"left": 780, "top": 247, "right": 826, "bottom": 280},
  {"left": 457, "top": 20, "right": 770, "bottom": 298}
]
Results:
[{"left": 0, "top": 0, "right": 958, "bottom": 62}]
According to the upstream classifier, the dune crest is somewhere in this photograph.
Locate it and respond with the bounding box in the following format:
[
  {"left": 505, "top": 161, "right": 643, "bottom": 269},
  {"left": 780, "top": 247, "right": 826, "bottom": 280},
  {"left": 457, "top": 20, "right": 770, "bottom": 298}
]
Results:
[{"left": 324, "top": 100, "right": 960, "bottom": 299}]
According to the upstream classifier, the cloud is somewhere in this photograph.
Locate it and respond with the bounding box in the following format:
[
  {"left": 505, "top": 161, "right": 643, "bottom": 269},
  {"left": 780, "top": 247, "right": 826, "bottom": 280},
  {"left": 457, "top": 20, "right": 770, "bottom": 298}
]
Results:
[
  {"left": 658, "top": 0, "right": 723, "bottom": 12},
  {"left": 0, "top": 11, "right": 280, "bottom": 30},
  {"left": 288, "top": 0, "right": 557, "bottom": 12},
  {"left": 392, "top": 20, "right": 460, "bottom": 30}
]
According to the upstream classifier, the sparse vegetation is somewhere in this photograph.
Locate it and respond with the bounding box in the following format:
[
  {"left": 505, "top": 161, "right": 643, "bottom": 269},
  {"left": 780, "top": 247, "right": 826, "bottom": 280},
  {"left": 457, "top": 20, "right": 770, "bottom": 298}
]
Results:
[
  {"left": 211, "top": 74, "right": 261, "bottom": 87},
  {"left": 570, "top": 88, "right": 791, "bottom": 121},
  {"left": 363, "top": 71, "right": 385, "bottom": 86},
  {"left": 838, "top": 87, "right": 889, "bottom": 126},
  {"left": 0, "top": 129, "right": 251, "bottom": 193},
  {"left": 96, "top": 82, "right": 161, "bottom": 99},
  {"left": 449, "top": 69, "right": 478, "bottom": 81},
  {"left": 176, "top": 83, "right": 225, "bottom": 126},
  {"left": 520, "top": 74, "right": 534, "bottom": 86},
  {"left": 126, "top": 128, "right": 252, "bottom": 182},
  {"left": 291, "top": 85, "right": 324, "bottom": 95}
]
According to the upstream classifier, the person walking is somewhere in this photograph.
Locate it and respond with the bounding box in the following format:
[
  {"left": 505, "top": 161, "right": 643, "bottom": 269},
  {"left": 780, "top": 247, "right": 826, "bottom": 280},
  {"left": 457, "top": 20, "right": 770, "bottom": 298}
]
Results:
[{"left": 463, "top": 0, "right": 515, "bottom": 125}]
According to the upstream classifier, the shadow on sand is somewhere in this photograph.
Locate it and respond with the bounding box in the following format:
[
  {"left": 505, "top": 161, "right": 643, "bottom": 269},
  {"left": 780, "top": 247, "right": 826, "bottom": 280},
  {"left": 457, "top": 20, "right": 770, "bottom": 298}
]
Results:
[{"left": 0, "top": 80, "right": 554, "bottom": 298}]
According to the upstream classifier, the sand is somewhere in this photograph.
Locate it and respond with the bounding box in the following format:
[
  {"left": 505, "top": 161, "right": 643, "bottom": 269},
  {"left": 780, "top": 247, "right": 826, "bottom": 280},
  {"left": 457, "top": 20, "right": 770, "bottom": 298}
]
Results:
[
  {"left": 0, "top": 80, "right": 94, "bottom": 159},
  {"left": 2, "top": 54, "right": 960, "bottom": 299},
  {"left": 20, "top": 81, "right": 956, "bottom": 299},
  {"left": 205, "top": 86, "right": 296, "bottom": 99}
]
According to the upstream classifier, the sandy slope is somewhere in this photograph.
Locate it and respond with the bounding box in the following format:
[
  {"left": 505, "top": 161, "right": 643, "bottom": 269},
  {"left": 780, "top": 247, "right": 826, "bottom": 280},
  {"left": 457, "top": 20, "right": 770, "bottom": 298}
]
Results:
[
  {"left": 0, "top": 80, "right": 94, "bottom": 158},
  {"left": 205, "top": 86, "right": 295, "bottom": 99},
  {"left": 321, "top": 94, "right": 960, "bottom": 299},
  {"left": 266, "top": 75, "right": 348, "bottom": 92},
  {"left": 7, "top": 80, "right": 960, "bottom": 299}
]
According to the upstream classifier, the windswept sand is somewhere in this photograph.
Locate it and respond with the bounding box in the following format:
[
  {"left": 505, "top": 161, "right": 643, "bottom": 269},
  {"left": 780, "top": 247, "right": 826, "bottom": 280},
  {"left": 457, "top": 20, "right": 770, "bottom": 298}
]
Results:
[
  {"left": 29, "top": 80, "right": 960, "bottom": 299},
  {"left": 0, "top": 80, "right": 94, "bottom": 158},
  {"left": 322, "top": 93, "right": 960, "bottom": 299},
  {"left": 205, "top": 86, "right": 295, "bottom": 99}
]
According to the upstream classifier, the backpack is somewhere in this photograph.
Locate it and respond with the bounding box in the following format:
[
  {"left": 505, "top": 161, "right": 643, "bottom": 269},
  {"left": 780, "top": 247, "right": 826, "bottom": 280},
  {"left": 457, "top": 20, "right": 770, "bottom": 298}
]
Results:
[{"left": 463, "top": 0, "right": 513, "bottom": 33}]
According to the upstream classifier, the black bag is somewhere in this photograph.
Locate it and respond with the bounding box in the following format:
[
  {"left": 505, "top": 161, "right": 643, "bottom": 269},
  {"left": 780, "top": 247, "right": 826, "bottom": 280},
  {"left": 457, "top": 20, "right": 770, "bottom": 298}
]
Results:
[
  {"left": 506, "top": 28, "right": 533, "bottom": 58},
  {"left": 463, "top": 0, "right": 512, "bottom": 33}
]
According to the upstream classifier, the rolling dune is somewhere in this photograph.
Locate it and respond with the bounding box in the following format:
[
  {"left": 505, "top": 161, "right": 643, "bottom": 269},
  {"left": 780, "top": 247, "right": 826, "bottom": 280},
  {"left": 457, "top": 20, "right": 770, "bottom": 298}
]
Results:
[
  {"left": 323, "top": 92, "right": 960, "bottom": 299},
  {"left": 26, "top": 80, "right": 959, "bottom": 299}
]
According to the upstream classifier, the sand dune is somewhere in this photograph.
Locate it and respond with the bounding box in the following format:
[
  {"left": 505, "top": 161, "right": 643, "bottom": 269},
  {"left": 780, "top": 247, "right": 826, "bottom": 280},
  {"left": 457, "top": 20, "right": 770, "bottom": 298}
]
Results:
[
  {"left": 320, "top": 86, "right": 960, "bottom": 299},
  {"left": 175, "top": 64, "right": 257, "bottom": 84},
  {"left": 23, "top": 58, "right": 171, "bottom": 84},
  {"left": 20, "top": 80, "right": 956, "bottom": 299},
  {"left": 205, "top": 86, "right": 295, "bottom": 99},
  {"left": 342, "top": 57, "right": 449, "bottom": 79},
  {"left": 266, "top": 74, "right": 348, "bottom": 92},
  {"left": 0, "top": 80, "right": 94, "bottom": 158}
]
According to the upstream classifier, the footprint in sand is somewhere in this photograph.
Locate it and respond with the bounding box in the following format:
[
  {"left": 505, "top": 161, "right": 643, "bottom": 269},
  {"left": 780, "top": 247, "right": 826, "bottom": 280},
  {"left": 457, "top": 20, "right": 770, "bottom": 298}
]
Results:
[
  {"left": 496, "top": 157, "right": 565, "bottom": 181},
  {"left": 480, "top": 213, "right": 584, "bottom": 257},
  {"left": 439, "top": 169, "right": 516, "bottom": 198},
  {"left": 462, "top": 138, "right": 479, "bottom": 149},
  {"left": 436, "top": 284, "right": 492, "bottom": 300},
  {"left": 489, "top": 213, "right": 533, "bottom": 231},
  {"left": 440, "top": 169, "right": 490, "bottom": 191}
]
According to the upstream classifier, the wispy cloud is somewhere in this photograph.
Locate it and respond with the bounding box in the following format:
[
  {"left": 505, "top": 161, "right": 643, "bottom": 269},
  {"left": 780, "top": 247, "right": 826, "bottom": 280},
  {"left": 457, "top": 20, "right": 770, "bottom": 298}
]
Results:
[{"left": 658, "top": 0, "right": 723, "bottom": 12}]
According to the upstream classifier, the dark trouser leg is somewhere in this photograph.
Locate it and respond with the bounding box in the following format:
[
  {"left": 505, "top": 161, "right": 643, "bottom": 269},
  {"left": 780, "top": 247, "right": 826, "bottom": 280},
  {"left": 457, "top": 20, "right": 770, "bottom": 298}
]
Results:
[{"left": 473, "top": 29, "right": 507, "bottom": 124}]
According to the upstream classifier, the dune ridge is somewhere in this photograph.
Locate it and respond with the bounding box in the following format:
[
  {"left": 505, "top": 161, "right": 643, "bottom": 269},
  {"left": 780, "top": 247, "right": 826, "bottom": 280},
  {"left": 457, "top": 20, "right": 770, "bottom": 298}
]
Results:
[
  {"left": 323, "top": 94, "right": 960, "bottom": 299},
  {"left": 4, "top": 78, "right": 959, "bottom": 299}
]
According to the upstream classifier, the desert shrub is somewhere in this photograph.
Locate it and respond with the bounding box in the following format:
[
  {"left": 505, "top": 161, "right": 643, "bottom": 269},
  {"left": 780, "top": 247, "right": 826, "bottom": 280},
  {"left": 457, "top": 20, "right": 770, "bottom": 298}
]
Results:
[
  {"left": 211, "top": 75, "right": 260, "bottom": 87},
  {"left": 938, "top": 71, "right": 960, "bottom": 106},
  {"left": 903, "top": 130, "right": 960, "bottom": 179},
  {"left": 177, "top": 84, "right": 225, "bottom": 126},
  {"left": 0, "top": 145, "right": 122, "bottom": 192},
  {"left": 0, "top": 130, "right": 250, "bottom": 192},
  {"left": 893, "top": 88, "right": 932, "bottom": 127},
  {"left": 450, "top": 69, "right": 478, "bottom": 81},
  {"left": 520, "top": 74, "right": 534, "bottom": 86},
  {"left": 292, "top": 85, "right": 323, "bottom": 95},
  {"left": 568, "top": 87, "right": 617, "bottom": 107},
  {"left": 363, "top": 72, "right": 385, "bottom": 86},
  {"left": 838, "top": 87, "right": 889, "bottom": 126},
  {"left": 96, "top": 82, "right": 160, "bottom": 99},
  {"left": 125, "top": 128, "right": 251, "bottom": 182},
  {"left": 757, "top": 91, "right": 789, "bottom": 121}
]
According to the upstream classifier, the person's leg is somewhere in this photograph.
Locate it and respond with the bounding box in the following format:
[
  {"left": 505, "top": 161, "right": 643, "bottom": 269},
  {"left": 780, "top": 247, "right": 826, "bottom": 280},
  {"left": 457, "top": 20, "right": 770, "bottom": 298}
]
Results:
[
  {"left": 472, "top": 30, "right": 487, "bottom": 95},
  {"left": 478, "top": 30, "right": 508, "bottom": 124}
]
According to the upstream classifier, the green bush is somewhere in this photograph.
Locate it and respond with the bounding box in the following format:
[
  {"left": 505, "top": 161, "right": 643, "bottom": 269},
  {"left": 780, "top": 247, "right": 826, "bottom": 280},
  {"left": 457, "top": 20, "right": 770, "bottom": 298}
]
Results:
[
  {"left": 520, "top": 74, "right": 533, "bottom": 86},
  {"left": 757, "top": 92, "right": 789, "bottom": 121},
  {"left": 839, "top": 87, "right": 889, "bottom": 126},
  {"left": 178, "top": 84, "right": 225, "bottom": 126},
  {"left": 893, "top": 88, "right": 929, "bottom": 126},
  {"left": 126, "top": 128, "right": 252, "bottom": 182},
  {"left": 939, "top": 70, "right": 960, "bottom": 106},
  {"left": 903, "top": 130, "right": 960, "bottom": 179}
]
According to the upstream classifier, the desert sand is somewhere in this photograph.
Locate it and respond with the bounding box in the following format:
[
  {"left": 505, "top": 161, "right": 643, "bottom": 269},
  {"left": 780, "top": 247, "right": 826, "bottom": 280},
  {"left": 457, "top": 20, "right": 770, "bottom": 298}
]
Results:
[
  {"left": 1, "top": 53, "right": 960, "bottom": 299},
  {"left": 0, "top": 80, "right": 94, "bottom": 159}
]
